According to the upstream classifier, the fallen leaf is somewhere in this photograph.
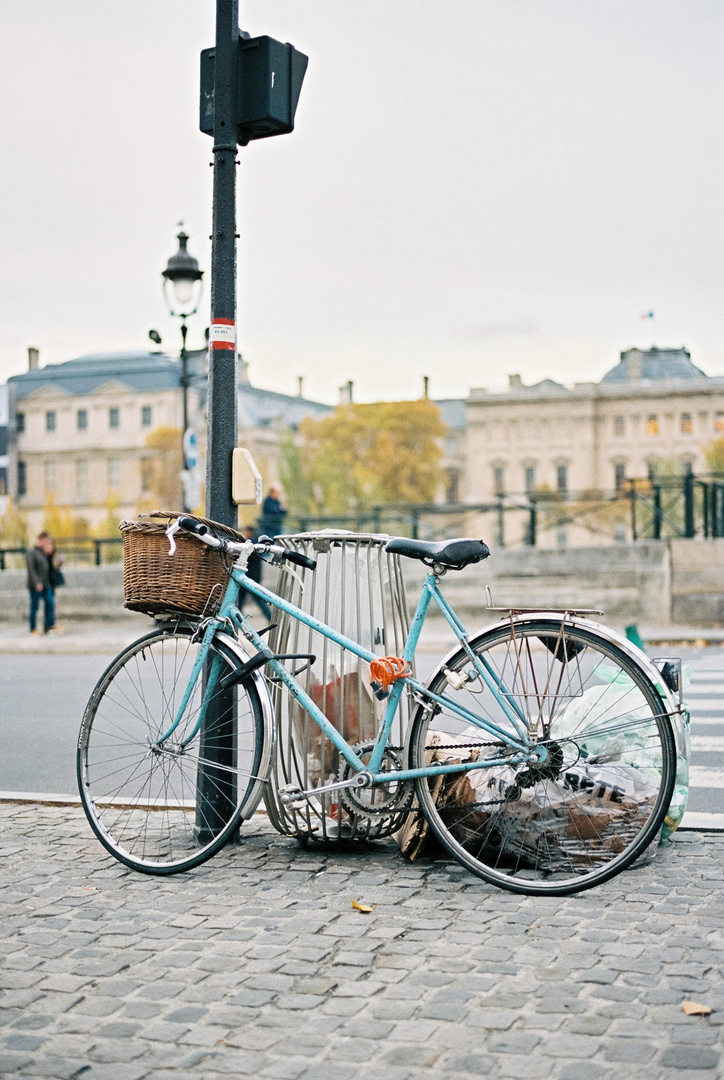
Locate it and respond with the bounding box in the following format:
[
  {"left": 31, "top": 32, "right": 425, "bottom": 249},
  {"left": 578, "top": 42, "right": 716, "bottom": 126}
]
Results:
[
  {"left": 83, "top": 887, "right": 97, "bottom": 892},
  {"left": 682, "top": 1001, "right": 713, "bottom": 1016},
  {"left": 351, "top": 898, "right": 374, "bottom": 914}
]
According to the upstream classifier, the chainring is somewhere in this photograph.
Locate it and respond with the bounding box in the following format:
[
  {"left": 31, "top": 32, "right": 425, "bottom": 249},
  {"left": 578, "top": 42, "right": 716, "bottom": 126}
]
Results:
[{"left": 338, "top": 742, "right": 415, "bottom": 818}]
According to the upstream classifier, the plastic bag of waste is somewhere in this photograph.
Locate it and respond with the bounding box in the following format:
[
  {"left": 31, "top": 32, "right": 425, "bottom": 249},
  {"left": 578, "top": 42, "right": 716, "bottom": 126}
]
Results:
[
  {"left": 552, "top": 662, "right": 690, "bottom": 840},
  {"left": 433, "top": 744, "right": 660, "bottom": 873}
]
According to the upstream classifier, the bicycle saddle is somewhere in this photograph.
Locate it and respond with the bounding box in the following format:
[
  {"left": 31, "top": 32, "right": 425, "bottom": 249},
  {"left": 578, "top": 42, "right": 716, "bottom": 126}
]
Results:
[{"left": 385, "top": 537, "right": 490, "bottom": 569}]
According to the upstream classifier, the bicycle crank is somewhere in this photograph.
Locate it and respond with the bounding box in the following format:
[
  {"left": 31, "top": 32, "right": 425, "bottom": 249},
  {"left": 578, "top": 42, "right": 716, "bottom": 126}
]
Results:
[{"left": 278, "top": 772, "right": 373, "bottom": 808}]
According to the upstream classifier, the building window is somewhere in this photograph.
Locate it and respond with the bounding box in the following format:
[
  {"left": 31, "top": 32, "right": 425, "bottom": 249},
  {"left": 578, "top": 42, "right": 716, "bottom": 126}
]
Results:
[
  {"left": 446, "top": 469, "right": 460, "bottom": 503},
  {"left": 76, "top": 459, "right": 89, "bottom": 500},
  {"left": 44, "top": 459, "right": 56, "bottom": 492},
  {"left": 141, "top": 405, "right": 152, "bottom": 428},
  {"left": 556, "top": 465, "right": 567, "bottom": 494},
  {"left": 493, "top": 465, "right": 505, "bottom": 496},
  {"left": 45, "top": 411, "right": 56, "bottom": 433},
  {"left": 109, "top": 407, "right": 120, "bottom": 429},
  {"left": 715, "top": 412, "right": 724, "bottom": 434},
  {"left": 614, "top": 415, "right": 625, "bottom": 436},
  {"left": 614, "top": 463, "right": 626, "bottom": 491},
  {"left": 16, "top": 412, "right": 25, "bottom": 434},
  {"left": 77, "top": 409, "right": 88, "bottom": 431},
  {"left": 524, "top": 465, "right": 535, "bottom": 494},
  {"left": 108, "top": 457, "right": 121, "bottom": 490},
  {"left": 645, "top": 415, "right": 659, "bottom": 437},
  {"left": 681, "top": 413, "right": 693, "bottom": 435},
  {"left": 17, "top": 461, "right": 26, "bottom": 497}
]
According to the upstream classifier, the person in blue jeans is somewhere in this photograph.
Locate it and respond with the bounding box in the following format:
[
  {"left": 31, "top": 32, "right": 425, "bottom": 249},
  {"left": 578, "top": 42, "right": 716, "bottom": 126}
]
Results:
[{"left": 26, "top": 531, "right": 57, "bottom": 634}]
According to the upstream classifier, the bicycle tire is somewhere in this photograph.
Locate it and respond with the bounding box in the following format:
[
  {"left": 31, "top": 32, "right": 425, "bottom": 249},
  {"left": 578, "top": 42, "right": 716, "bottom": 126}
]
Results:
[
  {"left": 409, "top": 619, "right": 676, "bottom": 896},
  {"left": 77, "top": 625, "right": 266, "bottom": 875}
]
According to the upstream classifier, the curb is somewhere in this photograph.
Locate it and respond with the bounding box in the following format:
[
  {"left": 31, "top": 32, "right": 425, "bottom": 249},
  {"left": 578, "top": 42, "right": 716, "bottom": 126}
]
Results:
[{"left": 0, "top": 790, "right": 718, "bottom": 830}]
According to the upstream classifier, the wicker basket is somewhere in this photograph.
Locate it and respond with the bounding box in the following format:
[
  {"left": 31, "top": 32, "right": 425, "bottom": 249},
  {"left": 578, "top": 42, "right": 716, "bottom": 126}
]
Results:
[{"left": 120, "top": 512, "right": 244, "bottom": 618}]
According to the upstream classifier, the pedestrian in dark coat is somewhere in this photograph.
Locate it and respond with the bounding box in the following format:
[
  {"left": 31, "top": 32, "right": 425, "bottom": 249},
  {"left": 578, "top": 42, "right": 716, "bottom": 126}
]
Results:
[
  {"left": 258, "top": 484, "right": 287, "bottom": 538},
  {"left": 26, "top": 532, "right": 58, "bottom": 634}
]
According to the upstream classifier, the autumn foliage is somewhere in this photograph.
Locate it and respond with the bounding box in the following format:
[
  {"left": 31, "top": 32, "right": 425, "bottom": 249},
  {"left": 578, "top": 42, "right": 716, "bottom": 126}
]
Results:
[{"left": 283, "top": 399, "right": 446, "bottom": 515}]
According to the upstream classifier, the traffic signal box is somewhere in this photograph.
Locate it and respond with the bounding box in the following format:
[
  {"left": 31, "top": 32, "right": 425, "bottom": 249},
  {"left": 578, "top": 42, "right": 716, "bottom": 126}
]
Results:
[{"left": 200, "top": 35, "right": 308, "bottom": 146}]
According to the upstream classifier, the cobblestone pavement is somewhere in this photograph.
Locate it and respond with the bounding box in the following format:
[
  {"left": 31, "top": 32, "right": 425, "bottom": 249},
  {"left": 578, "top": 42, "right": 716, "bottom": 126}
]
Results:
[{"left": 1, "top": 806, "right": 723, "bottom": 1080}]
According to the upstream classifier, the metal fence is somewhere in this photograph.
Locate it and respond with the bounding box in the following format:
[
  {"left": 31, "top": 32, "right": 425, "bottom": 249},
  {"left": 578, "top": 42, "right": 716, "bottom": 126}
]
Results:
[
  {"left": 3, "top": 473, "right": 723, "bottom": 568},
  {"left": 0, "top": 537, "right": 123, "bottom": 570},
  {"left": 285, "top": 473, "right": 724, "bottom": 548}
]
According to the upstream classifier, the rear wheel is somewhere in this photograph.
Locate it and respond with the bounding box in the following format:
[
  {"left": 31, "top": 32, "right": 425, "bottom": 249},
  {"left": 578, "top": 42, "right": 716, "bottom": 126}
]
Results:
[
  {"left": 77, "top": 626, "right": 266, "bottom": 874},
  {"left": 409, "top": 619, "right": 676, "bottom": 895}
]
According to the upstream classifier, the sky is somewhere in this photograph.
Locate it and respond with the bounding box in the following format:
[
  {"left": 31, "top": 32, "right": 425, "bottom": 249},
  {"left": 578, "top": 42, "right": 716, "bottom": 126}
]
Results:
[{"left": 0, "top": 1, "right": 722, "bottom": 403}]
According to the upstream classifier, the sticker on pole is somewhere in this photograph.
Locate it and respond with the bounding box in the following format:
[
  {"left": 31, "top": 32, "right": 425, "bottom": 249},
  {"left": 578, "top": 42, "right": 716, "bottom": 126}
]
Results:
[{"left": 209, "top": 318, "right": 236, "bottom": 350}]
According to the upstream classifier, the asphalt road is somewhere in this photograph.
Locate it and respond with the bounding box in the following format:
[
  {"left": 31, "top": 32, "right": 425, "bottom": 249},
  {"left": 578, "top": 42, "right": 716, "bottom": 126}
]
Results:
[{"left": 0, "top": 648, "right": 722, "bottom": 817}]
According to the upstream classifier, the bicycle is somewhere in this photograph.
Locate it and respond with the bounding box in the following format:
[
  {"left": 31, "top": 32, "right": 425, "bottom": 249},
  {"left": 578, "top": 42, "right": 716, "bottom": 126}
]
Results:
[{"left": 77, "top": 515, "right": 686, "bottom": 896}]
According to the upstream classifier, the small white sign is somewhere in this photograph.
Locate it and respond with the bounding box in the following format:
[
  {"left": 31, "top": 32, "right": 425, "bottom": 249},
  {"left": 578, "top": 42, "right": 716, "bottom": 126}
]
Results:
[{"left": 209, "top": 320, "right": 235, "bottom": 344}]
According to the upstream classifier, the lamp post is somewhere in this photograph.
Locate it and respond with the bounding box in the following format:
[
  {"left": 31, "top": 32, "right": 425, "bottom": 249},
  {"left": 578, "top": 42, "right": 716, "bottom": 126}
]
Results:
[{"left": 162, "top": 230, "right": 204, "bottom": 511}]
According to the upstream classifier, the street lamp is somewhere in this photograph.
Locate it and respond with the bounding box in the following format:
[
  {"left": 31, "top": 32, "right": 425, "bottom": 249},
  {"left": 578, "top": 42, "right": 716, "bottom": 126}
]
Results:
[{"left": 161, "top": 230, "right": 204, "bottom": 510}]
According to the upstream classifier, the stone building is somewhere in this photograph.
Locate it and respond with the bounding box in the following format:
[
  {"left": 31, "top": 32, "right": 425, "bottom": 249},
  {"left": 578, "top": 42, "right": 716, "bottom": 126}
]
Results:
[
  {"left": 6, "top": 349, "right": 331, "bottom": 536},
  {"left": 465, "top": 347, "right": 724, "bottom": 546}
]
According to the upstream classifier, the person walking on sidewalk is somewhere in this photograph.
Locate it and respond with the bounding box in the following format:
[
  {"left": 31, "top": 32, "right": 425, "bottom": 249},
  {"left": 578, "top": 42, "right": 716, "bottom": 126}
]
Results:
[
  {"left": 26, "top": 531, "right": 60, "bottom": 634},
  {"left": 259, "top": 484, "right": 287, "bottom": 538}
]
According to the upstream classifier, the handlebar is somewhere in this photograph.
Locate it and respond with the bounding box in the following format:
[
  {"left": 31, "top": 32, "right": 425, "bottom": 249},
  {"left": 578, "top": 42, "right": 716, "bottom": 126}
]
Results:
[
  {"left": 178, "top": 516, "right": 209, "bottom": 537},
  {"left": 173, "top": 517, "right": 317, "bottom": 571},
  {"left": 281, "top": 549, "right": 317, "bottom": 571}
]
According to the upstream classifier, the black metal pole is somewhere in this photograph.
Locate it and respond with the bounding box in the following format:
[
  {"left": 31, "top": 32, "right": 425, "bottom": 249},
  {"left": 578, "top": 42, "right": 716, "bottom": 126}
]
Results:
[
  {"left": 180, "top": 321, "right": 189, "bottom": 512},
  {"left": 683, "top": 472, "right": 695, "bottom": 538},
  {"left": 180, "top": 322, "right": 189, "bottom": 436},
  {"left": 197, "top": 0, "right": 239, "bottom": 843},
  {"left": 206, "top": 0, "right": 239, "bottom": 524},
  {"left": 652, "top": 483, "right": 662, "bottom": 540}
]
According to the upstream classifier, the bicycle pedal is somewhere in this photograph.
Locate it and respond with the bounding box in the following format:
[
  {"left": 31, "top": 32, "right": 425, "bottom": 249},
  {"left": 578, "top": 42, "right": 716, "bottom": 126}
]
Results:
[{"left": 278, "top": 785, "right": 307, "bottom": 808}]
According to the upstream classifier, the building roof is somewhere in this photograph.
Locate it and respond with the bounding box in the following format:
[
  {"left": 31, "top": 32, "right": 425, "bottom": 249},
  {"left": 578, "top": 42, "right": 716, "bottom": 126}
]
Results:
[
  {"left": 435, "top": 398, "right": 466, "bottom": 430},
  {"left": 8, "top": 351, "right": 183, "bottom": 399},
  {"left": 602, "top": 347, "right": 707, "bottom": 383},
  {"left": 6, "top": 350, "right": 333, "bottom": 430},
  {"left": 238, "top": 383, "right": 332, "bottom": 431}
]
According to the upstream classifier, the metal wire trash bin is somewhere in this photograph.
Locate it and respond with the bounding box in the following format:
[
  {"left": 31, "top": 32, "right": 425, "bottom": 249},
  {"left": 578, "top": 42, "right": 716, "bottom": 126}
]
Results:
[{"left": 263, "top": 531, "right": 413, "bottom": 841}]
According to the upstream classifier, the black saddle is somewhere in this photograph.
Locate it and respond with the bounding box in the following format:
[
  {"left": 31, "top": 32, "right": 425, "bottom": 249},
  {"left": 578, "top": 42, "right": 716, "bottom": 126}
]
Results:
[{"left": 385, "top": 537, "right": 490, "bottom": 570}]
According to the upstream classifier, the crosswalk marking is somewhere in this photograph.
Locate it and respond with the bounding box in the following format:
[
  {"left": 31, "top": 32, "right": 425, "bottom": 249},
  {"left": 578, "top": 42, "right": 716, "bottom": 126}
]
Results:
[
  {"left": 691, "top": 736, "right": 724, "bottom": 752},
  {"left": 688, "top": 766, "right": 724, "bottom": 789},
  {"left": 680, "top": 668, "right": 724, "bottom": 827}
]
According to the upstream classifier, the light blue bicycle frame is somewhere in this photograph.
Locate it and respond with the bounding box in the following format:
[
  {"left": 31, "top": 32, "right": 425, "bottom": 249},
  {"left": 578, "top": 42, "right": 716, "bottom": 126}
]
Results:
[{"left": 156, "top": 555, "right": 545, "bottom": 786}]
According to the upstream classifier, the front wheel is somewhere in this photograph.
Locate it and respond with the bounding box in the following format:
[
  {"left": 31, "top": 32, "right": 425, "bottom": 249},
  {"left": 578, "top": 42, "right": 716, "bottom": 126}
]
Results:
[
  {"left": 409, "top": 619, "right": 676, "bottom": 895},
  {"left": 77, "top": 626, "right": 266, "bottom": 874}
]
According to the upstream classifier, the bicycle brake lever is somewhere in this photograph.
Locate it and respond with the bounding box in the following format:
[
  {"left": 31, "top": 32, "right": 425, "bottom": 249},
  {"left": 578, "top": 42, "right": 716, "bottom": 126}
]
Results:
[{"left": 165, "top": 519, "right": 180, "bottom": 556}]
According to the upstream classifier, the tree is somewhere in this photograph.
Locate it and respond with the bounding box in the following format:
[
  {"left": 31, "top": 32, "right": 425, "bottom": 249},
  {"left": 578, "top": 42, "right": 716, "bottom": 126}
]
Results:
[
  {"left": 705, "top": 437, "right": 724, "bottom": 475},
  {"left": 284, "top": 400, "right": 446, "bottom": 515},
  {"left": 0, "top": 497, "right": 27, "bottom": 549},
  {"left": 142, "top": 426, "right": 183, "bottom": 509},
  {"left": 42, "top": 493, "right": 90, "bottom": 540}
]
